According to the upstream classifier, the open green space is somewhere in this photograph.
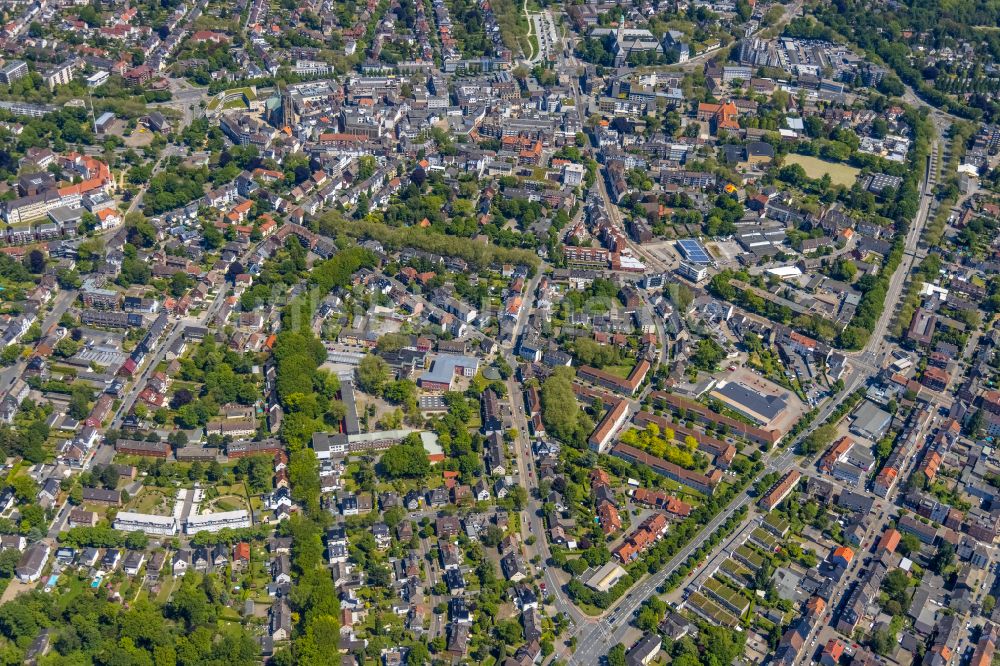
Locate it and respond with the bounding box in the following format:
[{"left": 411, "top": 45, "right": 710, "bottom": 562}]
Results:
[
  {"left": 784, "top": 154, "right": 860, "bottom": 187},
  {"left": 129, "top": 488, "right": 174, "bottom": 515},
  {"left": 603, "top": 361, "right": 638, "bottom": 379}
]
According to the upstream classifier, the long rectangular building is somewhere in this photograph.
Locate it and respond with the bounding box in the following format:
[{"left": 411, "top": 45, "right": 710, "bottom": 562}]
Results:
[
  {"left": 610, "top": 442, "right": 721, "bottom": 495},
  {"left": 759, "top": 470, "right": 800, "bottom": 511},
  {"left": 116, "top": 439, "right": 170, "bottom": 458},
  {"left": 588, "top": 398, "right": 630, "bottom": 453},
  {"left": 650, "top": 391, "right": 781, "bottom": 447},
  {"left": 82, "top": 309, "right": 144, "bottom": 328},
  {"left": 564, "top": 246, "right": 609, "bottom": 267},
  {"left": 226, "top": 439, "right": 283, "bottom": 458},
  {"left": 114, "top": 511, "right": 178, "bottom": 536},
  {"left": 184, "top": 510, "right": 251, "bottom": 534},
  {"left": 709, "top": 382, "right": 788, "bottom": 426},
  {"left": 578, "top": 359, "right": 651, "bottom": 397}
]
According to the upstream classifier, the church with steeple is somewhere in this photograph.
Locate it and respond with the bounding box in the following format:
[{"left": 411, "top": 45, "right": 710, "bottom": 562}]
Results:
[{"left": 590, "top": 14, "right": 664, "bottom": 66}]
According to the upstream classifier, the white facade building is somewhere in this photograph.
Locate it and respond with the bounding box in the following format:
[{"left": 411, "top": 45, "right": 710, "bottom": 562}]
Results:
[{"left": 114, "top": 512, "right": 178, "bottom": 536}]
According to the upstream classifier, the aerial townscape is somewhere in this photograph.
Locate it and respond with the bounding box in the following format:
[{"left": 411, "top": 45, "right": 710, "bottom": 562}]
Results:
[{"left": 1, "top": 0, "right": 1000, "bottom": 663}]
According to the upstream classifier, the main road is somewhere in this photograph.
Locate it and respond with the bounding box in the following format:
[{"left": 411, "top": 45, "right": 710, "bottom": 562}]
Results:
[
  {"left": 567, "top": 358, "right": 869, "bottom": 664},
  {"left": 529, "top": 14, "right": 948, "bottom": 661},
  {"left": 566, "top": 128, "right": 941, "bottom": 662}
]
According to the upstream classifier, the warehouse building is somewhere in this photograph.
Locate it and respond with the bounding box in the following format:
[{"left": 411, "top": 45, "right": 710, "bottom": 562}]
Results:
[{"left": 709, "top": 381, "right": 789, "bottom": 426}]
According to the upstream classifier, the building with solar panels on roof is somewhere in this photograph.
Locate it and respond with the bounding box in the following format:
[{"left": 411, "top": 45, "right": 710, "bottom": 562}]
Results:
[{"left": 676, "top": 238, "right": 713, "bottom": 265}]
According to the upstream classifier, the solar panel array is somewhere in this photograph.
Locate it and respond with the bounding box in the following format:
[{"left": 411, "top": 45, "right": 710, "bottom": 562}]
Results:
[{"left": 677, "top": 238, "right": 711, "bottom": 264}]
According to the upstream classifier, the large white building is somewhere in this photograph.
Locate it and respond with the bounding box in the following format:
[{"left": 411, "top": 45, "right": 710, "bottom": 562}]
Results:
[
  {"left": 0, "top": 60, "right": 28, "bottom": 85},
  {"left": 184, "top": 510, "right": 251, "bottom": 534},
  {"left": 114, "top": 512, "right": 178, "bottom": 536},
  {"left": 86, "top": 71, "right": 110, "bottom": 88},
  {"left": 562, "top": 163, "right": 586, "bottom": 186},
  {"left": 43, "top": 62, "right": 74, "bottom": 90},
  {"left": 677, "top": 261, "right": 707, "bottom": 283}
]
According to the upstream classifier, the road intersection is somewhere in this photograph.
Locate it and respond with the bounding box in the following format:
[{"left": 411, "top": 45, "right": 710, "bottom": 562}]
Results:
[{"left": 510, "top": 93, "right": 948, "bottom": 661}]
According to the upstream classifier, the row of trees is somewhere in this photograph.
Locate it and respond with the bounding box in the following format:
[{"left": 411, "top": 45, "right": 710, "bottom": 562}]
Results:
[
  {"left": 325, "top": 215, "right": 540, "bottom": 274},
  {"left": 274, "top": 247, "right": 377, "bottom": 451},
  {"left": 836, "top": 111, "right": 934, "bottom": 349}
]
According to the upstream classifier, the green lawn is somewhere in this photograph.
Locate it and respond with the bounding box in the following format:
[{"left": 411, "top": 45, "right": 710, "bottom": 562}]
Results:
[
  {"left": 207, "top": 494, "right": 248, "bottom": 512},
  {"left": 603, "top": 362, "right": 637, "bottom": 379},
  {"left": 55, "top": 575, "right": 89, "bottom": 613},
  {"left": 577, "top": 601, "right": 606, "bottom": 616},
  {"left": 784, "top": 154, "right": 860, "bottom": 187},
  {"left": 206, "top": 87, "right": 256, "bottom": 111},
  {"left": 129, "top": 488, "right": 173, "bottom": 515},
  {"left": 155, "top": 577, "right": 179, "bottom": 603}
]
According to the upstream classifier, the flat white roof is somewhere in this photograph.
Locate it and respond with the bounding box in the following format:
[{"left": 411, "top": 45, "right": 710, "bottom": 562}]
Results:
[
  {"left": 421, "top": 431, "right": 442, "bottom": 456},
  {"left": 766, "top": 266, "right": 803, "bottom": 278},
  {"left": 185, "top": 510, "right": 249, "bottom": 524},
  {"left": 115, "top": 511, "right": 176, "bottom": 525},
  {"left": 348, "top": 428, "right": 417, "bottom": 444}
]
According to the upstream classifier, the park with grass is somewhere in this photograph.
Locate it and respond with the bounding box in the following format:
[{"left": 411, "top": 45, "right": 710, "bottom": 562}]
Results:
[
  {"left": 784, "top": 154, "right": 860, "bottom": 187},
  {"left": 206, "top": 87, "right": 257, "bottom": 114}
]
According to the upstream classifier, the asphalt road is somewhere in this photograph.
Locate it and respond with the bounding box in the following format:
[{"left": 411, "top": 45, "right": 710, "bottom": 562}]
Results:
[
  {"left": 505, "top": 373, "right": 587, "bottom": 630},
  {"left": 0, "top": 290, "right": 76, "bottom": 390},
  {"left": 568, "top": 363, "right": 870, "bottom": 664},
  {"left": 569, "top": 118, "right": 940, "bottom": 662},
  {"left": 568, "top": 234, "right": 928, "bottom": 663}
]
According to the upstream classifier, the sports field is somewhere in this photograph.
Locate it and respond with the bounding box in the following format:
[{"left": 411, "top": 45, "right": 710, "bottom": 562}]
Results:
[{"left": 785, "top": 154, "right": 860, "bottom": 187}]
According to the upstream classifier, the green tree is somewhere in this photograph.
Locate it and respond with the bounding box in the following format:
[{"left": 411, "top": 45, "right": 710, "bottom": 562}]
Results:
[
  {"left": 384, "top": 379, "right": 416, "bottom": 406},
  {"left": 929, "top": 541, "right": 955, "bottom": 574},
  {"left": 24, "top": 249, "right": 45, "bottom": 274},
  {"left": 378, "top": 444, "right": 430, "bottom": 479},
  {"left": 408, "top": 642, "right": 430, "bottom": 664},
  {"left": 607, "top": 643, "right": 626, "bottom": 666},
  {"left": 376, "top": 332, "right": 409, "bottom": 353},
  {"left": 289, "top": 449, "right": 321, "bottom": 516},
  {"left": 0, "top": 346, "right": 22, "bottom": 367},
  {"left": 54, "top": 338, "right": 81, "bottom": 358},
  {"left": 898, "top": 532, "right": 922, "bottom": 556},
  {"left": 170, "top": 271, "right": 193, "bottom": 297},
  {"left": 356, "top": 354, "right": 391, "bottom": 396},
  {"left": 736, "top": 0, "right": 752, "bottom": 21},
  {"left": 0, "top": 549, "right": 20, "bottom": 578},
  {"left": 68, "top": 386, "right": 92, "bottom": 420},
  {"left": 11, "top": 476, "right": 37, "bottom": 502},
  {"left": 691, "top": 338, "right": 726, "bottom": 372}
]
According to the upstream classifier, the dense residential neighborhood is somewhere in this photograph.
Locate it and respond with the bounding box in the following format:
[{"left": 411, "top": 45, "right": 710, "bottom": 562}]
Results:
[{"left": 0, "top": 0, "right": 997, "bottom": 663}]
